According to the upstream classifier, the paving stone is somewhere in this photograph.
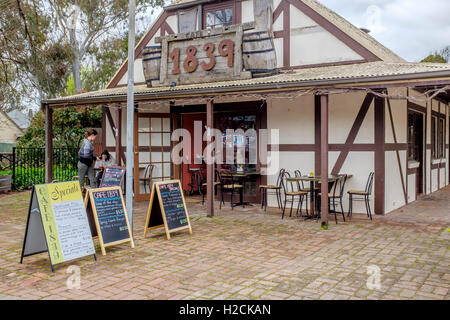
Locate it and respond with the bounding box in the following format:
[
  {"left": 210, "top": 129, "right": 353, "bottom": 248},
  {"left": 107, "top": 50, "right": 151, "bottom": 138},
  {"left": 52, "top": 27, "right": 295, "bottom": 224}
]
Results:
[{"left": 0, "top": 187, "right": 449, "bottom": 300}]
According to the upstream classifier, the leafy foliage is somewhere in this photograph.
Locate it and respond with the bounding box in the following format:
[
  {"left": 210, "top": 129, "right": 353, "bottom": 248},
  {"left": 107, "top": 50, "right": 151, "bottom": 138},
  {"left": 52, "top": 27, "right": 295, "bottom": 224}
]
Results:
[
  {"left": 1, "top": 0, "right": 164, "bottom": 111},
  {"left": 421, "top": 46, "right": 450, "bottom": 63},
  {"left": 8, "top": 165, "right": 78, "bottom": 190},
  {"left": 18, "top": 106, "right": 102, "bottom": 149}
]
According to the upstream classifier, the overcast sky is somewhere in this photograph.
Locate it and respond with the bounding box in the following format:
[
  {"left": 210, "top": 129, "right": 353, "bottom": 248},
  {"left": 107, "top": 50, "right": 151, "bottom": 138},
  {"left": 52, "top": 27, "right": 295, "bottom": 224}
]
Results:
[{"left": 318, "top": 0, "right": 450, "bottom": 62}]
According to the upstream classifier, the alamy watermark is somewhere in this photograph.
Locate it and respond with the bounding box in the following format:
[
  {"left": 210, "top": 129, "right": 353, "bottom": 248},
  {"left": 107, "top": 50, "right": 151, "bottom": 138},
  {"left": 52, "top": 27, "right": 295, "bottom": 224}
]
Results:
[
  {"left": 66, "top": 265, "right": 81, "bottom": 290},
  {"left": 366, "top": 265, "right": 381, "bottom": 290},
  {"left": 170, "top": 121, "right": 280, "bottom": 175}
]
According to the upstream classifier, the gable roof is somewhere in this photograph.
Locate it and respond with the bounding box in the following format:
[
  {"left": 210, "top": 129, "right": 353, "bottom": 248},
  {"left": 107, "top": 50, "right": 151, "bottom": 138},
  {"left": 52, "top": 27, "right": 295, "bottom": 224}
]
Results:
[
  {"left": 301, "top": 0, "right": 404, "bottom": 63},
  {"left": 7, "top": 110, "right": 30, "bottom": 130},
  {"left": 107, "top": 0, "right": 405, "bottom": 89},
  {"left": 0, "top": 110, "right": 24, "bottom": 134},
  {"left": 166, "top": 0, "right": 404, "bottom": 63}
]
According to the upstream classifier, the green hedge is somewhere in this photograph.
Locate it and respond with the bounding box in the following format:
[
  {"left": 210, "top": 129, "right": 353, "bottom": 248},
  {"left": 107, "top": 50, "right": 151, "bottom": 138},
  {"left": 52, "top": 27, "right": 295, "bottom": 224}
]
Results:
[{"left": 12, "top": 165, "right": 78, "bottom": 191}]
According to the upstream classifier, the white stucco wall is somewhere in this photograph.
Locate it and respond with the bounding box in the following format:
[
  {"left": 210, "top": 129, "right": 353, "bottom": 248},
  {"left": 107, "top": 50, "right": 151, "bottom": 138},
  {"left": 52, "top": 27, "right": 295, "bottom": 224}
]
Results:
[
  {"left": 267, "top": 95, "right": 315, "bottom": 144},
  {"left": 266, "top": 93, "right": 376, "bottom": 214},
  {"left": 289, "top": 5, "right": 363, "bottom": 66},
  {"left": 0, "top": 113, "right": 22, "bottom": 144},
  {"left": 329, "top": 92, "right": 374, "bottom": 144}
]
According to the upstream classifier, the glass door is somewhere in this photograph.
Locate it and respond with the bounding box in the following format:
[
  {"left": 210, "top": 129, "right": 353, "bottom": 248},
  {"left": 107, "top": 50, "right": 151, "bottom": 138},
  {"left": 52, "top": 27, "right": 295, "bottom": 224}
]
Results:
[{"left": 134, "top": 113, "right": 177, "bottom": 201}]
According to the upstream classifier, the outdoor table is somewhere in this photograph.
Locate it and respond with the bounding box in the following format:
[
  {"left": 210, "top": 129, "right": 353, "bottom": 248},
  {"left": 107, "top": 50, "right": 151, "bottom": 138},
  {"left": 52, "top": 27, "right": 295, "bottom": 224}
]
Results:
[
  {"left": 220, "top": 171, "right": 261, "bottom": 207},
  {"left": 286, "top": 175, "right": 352, "bottom": 219}
]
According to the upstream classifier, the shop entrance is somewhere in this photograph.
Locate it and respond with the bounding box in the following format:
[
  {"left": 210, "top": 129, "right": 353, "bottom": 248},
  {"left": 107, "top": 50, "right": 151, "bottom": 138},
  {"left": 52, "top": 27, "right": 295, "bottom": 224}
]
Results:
[
  {"left": 407, "top": 110, "right": 425, "bottom": 195},
  {"left": 134, "top": 113, "right": 178, "bottom": 201},
  {"left": 176, "top": 101, "right": 267, "bottom": 204}
]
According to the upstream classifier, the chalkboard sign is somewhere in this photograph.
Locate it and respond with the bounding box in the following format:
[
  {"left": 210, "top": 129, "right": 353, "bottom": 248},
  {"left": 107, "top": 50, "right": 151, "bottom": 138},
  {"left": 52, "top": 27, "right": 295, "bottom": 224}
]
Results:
[
  {"left": 99, "top": 166, "right": 125, "bottom": 188},
  {"left": 20, "top": 182, "right": 96, "bottom": 272},
  {"left": 144, "top": 180, "right": 192, "bottom": 240},
  {"left": 85, "top": 187, "right": 134, "bottom": 255}
]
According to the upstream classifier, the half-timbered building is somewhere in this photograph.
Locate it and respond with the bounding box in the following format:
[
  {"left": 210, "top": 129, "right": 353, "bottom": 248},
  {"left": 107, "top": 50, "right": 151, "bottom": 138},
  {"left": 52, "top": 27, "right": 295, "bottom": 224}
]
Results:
[{"left": 42, "top": 0, "right": 450, "bottom": 219}]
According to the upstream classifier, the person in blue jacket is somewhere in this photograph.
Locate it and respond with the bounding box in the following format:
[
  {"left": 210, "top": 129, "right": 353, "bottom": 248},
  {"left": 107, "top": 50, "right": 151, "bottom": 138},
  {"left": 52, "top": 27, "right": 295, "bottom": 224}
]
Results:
[{"left": 78, "top": 129, "right": 98, "bottom": 189}]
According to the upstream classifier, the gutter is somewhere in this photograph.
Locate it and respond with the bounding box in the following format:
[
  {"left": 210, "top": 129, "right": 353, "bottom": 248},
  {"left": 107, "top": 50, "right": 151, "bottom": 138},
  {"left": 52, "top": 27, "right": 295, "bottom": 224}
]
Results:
[{"left": 164, "top": 0, "right": 213, "bottom": 11}]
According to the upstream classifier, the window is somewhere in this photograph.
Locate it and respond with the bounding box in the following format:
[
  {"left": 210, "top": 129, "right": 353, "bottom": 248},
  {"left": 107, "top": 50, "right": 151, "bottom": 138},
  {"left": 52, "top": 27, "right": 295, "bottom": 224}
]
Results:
[
  {"left": 431, "top": 116, "right": 437, "bottom": 158},
  {"left": 438, "top": 118, "right": 445, "bottom": 158},
  {"left": 432, "top": 115, "right": 446, "bottom": 159},
  {"left": 408, "top": 112, "right": 424, "bottom": 162},
  {"left": 205, "top": 7, "right": 233, "bottom": 29},
  {"left": 408, "top": 114, "right": 416, "bottom": 160},
  {"left": 178, "top": 7, "right": 198, "bottom": 33}
]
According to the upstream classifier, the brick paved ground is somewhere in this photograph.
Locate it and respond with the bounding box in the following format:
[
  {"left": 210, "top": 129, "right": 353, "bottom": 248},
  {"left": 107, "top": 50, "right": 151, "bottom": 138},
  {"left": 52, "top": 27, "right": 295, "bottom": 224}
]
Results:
[{"left": 0, "top": 187, "right": 448, "bottom": 300}]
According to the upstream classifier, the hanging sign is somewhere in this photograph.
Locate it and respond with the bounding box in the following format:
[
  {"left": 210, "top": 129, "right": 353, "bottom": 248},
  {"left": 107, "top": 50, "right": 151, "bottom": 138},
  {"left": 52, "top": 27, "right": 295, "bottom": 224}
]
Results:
[
  {"left": 20, "top": 182, "right": 96, "bottom": 272},
  {"left": 85, "top": 187, "right": 134, "bottom": 255},
  {"left": 143, "top": 180, "right": 192, "bottom": 240},
  {"left": 153, "top": 23, "right": 254, "bottom": 87}
]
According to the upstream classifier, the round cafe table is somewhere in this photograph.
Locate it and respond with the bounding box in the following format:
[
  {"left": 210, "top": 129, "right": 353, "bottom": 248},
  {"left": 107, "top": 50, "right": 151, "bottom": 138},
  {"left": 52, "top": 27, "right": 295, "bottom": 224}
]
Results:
[{"left": 286, "top": 174, "right": 352, "bottom": 219}]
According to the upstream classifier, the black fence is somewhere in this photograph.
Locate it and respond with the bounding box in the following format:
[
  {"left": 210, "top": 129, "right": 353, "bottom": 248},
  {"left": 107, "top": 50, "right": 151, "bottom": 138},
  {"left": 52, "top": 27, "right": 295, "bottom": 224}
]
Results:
[
  {"left": 12, "top": 147, "right": 79, "bottom": 190},
  {"left": 0, "top": 152, "right": 13, "bottom": 170}
]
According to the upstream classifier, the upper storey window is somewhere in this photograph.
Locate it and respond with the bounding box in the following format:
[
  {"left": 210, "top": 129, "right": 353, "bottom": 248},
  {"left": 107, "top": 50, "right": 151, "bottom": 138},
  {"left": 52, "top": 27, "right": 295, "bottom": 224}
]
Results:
[{"left": 205, "top": 7, "right": 233, "bottom": 29}]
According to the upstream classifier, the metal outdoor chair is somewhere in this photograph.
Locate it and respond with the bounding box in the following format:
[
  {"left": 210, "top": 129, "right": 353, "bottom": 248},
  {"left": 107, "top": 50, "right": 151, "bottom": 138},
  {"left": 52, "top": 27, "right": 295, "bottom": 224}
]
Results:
[
  {"left": 294, "top": 170, "right": 318, "bottom": 215},
  {"left": 141, "top": 164, "right": 154, "bottom": 193},
  {"left": 201, "top": 169, "right": 221, "bottom": 205},
  {"left": 280, "top": 170, "right": 307, "bottom": 219},
  {"left": 348, "top": 172, "right": 374, "bottom": 220},
  {"left": 259, "top": 168, "right": 284, "bottom": 211},
  {"left": 188, "top": 166, "right": 204, "bottom": 196},
  {"left": 217, "top": 169, "right": 243, "bottom": 210},
  {"left": 318, "top": 174, "right": 348, "bottom": 224}
]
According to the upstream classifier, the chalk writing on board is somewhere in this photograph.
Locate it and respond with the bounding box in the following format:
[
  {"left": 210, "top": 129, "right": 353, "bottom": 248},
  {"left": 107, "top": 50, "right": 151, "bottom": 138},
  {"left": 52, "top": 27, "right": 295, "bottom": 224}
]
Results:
[
  {"left": 158, "top": 182, "right": 189, "bottom": 230},
  {"left": 92, "top": 189, "right": 129, "bottom": 244},
  {"left": 100, "top": 167, "right": 125, "bottom": 188}
]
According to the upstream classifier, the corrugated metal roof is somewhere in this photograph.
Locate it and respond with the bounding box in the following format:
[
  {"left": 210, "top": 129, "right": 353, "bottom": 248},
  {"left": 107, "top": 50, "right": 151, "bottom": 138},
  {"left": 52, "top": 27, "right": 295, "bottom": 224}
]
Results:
[
  {"left": 166, "top": 0, "right": 198, "bottom": 8},
  {"left": 44, "top": 61, "right": 450, "bottom": 105}
]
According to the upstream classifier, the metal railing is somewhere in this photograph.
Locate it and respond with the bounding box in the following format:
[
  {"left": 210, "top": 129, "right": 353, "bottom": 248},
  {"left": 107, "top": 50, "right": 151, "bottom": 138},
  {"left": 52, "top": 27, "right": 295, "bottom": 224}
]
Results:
[{"left": 12, "top": 147, "right": 79, "bottom": 190}]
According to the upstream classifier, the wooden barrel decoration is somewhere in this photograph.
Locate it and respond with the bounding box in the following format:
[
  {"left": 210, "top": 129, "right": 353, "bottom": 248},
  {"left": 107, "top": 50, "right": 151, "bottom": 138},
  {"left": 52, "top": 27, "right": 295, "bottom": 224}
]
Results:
[
  {"left": 142, "top": 45, "right": 162, "bottom": 87},
  {"left": 242, "top": 31, "right": 278, "bottom": 78}
]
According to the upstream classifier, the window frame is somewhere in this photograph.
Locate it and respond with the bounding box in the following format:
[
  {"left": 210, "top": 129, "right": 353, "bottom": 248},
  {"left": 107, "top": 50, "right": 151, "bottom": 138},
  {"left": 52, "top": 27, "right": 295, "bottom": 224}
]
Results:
[
  {"left": 202, "top": 2, "right": 235, "bottom": 30},
  {"left": 431, "top": 113, "right": 446, "bottom": 160},
  {"left": 431, "top": 115, "right": 437, "bottom": 159},
  {"left": 438, "top": 117, "right": 445, "bottom": 158}
]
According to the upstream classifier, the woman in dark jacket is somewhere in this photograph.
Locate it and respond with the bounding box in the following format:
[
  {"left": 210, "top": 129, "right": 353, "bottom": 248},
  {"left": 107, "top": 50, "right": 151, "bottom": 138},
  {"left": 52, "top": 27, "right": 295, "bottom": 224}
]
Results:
[{"left": 78, "top": 129, "right": 98, "bottom": 189}]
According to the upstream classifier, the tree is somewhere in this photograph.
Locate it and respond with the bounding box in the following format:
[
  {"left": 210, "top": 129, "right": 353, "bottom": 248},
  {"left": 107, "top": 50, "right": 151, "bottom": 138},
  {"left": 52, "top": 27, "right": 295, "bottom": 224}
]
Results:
[
  {"left": 0, "top": 0, "right": 72, "bottom": 111},
  {"left": 50, "top": 0, "right": 164, "bottom": 93},
  {"left": 18, "top": 106, "right": 102, "bottom": 149},
  {"left": 421, "top": 46, "right": 450, "bottom": 63}
]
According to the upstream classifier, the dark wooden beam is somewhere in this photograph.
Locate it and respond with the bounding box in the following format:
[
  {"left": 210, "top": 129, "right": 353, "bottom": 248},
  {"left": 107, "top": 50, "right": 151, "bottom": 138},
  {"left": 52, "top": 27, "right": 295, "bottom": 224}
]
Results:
[
  {"left": 386, "top": 97, "right": 407, "bottom": 204},
  {"left": 206, "top": 99, "right": 214, "bottom": 217},
  {"left": 374, "top": 94, "right": 386, "bottom": 215},
  {"left": 45, "top": 105, "right": 53, "bottom": 183},
  {"left": 115, "top": 104, "right": 122, "bottom": 165},
  {"left": 314, "top": 95, "right": 321, "bottom": 175},
  {"left": 320, "top": 95, "right": 329, "bottom": 226},
  {"left": 332, "top": 94, "right": 374, "bottom": 175}
]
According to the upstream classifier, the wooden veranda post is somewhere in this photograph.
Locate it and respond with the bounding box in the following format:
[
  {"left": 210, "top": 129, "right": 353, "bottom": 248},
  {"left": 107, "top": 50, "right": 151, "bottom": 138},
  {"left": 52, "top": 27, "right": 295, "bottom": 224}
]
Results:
[
  {"left": 206, "top": 99, "right": 215, "bottom": 217},
  {"left": 374, "top": 94, "right": 385, "bottom": 215},
  {"left": 115, "top": 104, "right": 122, "bottom": 166},
  {"left": 320, "top": 95, "right": 329, "bottom": 226},
  {"left": 45, "top": 104, "right": 53, "bottom": 184}
]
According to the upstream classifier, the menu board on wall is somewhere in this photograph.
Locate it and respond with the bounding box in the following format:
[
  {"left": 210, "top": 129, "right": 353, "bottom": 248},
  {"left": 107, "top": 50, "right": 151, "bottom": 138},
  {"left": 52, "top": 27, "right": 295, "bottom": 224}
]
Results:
[
  {"left": 143, "top": 180, "right": 192, "bottom": 240},
  {"left": 85, "top": 187, "right": 134, "bottom": 255},
  {"left": 20, "top": 182, "right": 96, "bottom": 272},
  {"left": 99, "top": 167, "right": 125, "bottom": 188}
]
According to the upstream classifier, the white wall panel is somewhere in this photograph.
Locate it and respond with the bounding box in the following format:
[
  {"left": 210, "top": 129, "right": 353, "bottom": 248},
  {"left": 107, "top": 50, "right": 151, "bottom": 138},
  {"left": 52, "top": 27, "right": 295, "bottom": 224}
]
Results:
[
  {"left": 268, "top": 96, "right": 315, "bottom": 144},
  {"left": 385, "top": 151, "right": 407, "bottom": 212}
]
